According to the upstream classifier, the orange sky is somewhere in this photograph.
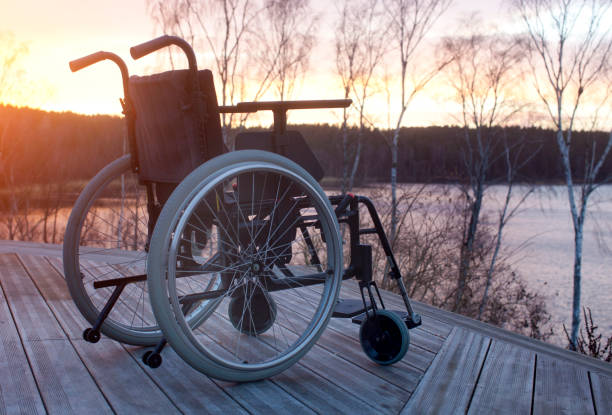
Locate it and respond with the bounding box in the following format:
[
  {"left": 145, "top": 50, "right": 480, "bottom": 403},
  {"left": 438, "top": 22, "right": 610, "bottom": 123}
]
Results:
[{"left": 1, "top": 0, "right": 529, "bottom": 127}]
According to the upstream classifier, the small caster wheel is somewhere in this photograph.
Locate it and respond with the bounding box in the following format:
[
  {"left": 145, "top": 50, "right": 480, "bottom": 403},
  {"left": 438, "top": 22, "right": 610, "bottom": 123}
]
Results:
[
  {"left": 142, "top": 351, "right": 163, "bottom": 368},
  {"left": 228, "top": 287, "right": 277, "bottom": 336},
  {"left": 359, "top": 309, "right": 409, "bottom": 365},
  {"left": 83, "top": 328, "right": 101, "bottom": 343}
]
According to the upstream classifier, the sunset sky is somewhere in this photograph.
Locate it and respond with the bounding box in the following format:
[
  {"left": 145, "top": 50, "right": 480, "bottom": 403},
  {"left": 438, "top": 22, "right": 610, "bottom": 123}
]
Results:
[{"left": 2, "top": 0, "right": 527, "bottom": 127}]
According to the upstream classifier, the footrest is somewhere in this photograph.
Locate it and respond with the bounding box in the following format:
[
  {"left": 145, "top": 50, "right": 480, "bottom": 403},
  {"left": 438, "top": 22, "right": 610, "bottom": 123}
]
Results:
[
  {"left": 352, "top": 310, "right": 422, "bottom": 329},
  {"left": 332, "top": 298, "right": 372, "bottom": 318}
]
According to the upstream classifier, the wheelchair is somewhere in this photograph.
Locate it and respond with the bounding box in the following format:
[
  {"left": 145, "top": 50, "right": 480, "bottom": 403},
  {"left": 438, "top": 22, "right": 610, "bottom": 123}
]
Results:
[{"left": 64, "top": 35, "right": 421, "bottom": 382}]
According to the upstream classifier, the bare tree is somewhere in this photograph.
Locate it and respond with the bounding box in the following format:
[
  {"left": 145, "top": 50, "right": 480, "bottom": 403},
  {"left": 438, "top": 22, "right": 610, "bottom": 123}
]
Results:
[
  {"left": 335, "top": 1, "right": 361, "bottom": 195},
  {"left": 514, "top": 0, "right": 612, "bottom": 350},
  {"left": 148, "top": 0, "right": 263, "bottom": 147},
  {"left": 441, "top": 29, "right": 536, "bottom": 314},
  {"left": 382, "top": 0, "right": 452, "bottom": 246},
  {"left": 0, "top": 33, "right": 42, "bottom": 241},
  {"left": 335, "top": 0, "right": 387, "bottom": 193},
  {"left": 364, "top": 184, "right": 552, "bottom": 340},
  {"left": 255, "top": 0, "right": 318, "bottom": 101}
]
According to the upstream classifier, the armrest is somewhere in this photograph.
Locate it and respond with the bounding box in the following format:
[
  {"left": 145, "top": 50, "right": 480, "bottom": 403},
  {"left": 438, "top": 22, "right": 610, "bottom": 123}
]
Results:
[
  {"left": 218, "top": 99, "right": 351, "bottom": 134},
  {"left": 218, "top": 105, "right": 255, "bottom": 113},
  {"left": 235, "top": 99, "right": 351, "bottom": 112}
]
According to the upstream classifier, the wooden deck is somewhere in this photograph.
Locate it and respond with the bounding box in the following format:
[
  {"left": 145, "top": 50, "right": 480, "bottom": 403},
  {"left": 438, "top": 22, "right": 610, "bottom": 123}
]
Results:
[{"left": 0, "top": 241, "right": 611, "bottom": 414}]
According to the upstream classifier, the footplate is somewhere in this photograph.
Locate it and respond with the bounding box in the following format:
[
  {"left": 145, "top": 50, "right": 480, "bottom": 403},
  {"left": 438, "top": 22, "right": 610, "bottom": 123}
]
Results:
[
  {"left": 352, "top": 310, "right": 422, "bottom": 329},
  {"left": 332, "top": 298, "right": 373, "bottom": 318}
]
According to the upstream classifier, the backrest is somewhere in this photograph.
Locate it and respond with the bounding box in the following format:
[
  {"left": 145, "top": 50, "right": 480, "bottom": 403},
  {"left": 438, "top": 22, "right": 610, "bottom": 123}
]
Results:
[{"left": 129, "top": 69, "right": 225, "bottom": 183}]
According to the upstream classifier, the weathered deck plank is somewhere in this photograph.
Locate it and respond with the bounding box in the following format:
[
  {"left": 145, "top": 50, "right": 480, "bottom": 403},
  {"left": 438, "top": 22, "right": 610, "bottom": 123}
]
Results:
[
  {"left": 278, "top": 289, "right": 426, "bottom": 391},
  {"left": 590, "top": 372, "right": 612, "bottom": 415},
  {"left": 1, "top": 245, "right": 611, "bottom": 414},
  {"left": 123, "top": 345, "right": 250, "bottom": 414},
  {"left": 0, "top": 254, "right": 65, "bottom": 341},
  {"left": 401, "top": 327, "right": 491, "bottom": 414},
  {"left": 533, "top": 355, "right": 594, "bottom": 415},
  {"left": 198, "top": 311, "right": 404, "bottom": 413},
  {"left": 0, "top": 253, "right": 112, "bottom": 413},
  {"left": 0, "top": 271, "right": 46, "bottom": 414},
  {"left": 467, "top": 340, "right": 535, "bottom": 414},
  {"left": 19, "top": 254, "right": 182, "bottom": 414},
  {"left": 47, "top": 255, "right": 303, "bottom": 414},
  {"left": 46, "top": 254, "right": 355, "bottom": 414},
  {"left": 19, "top": 255, "right": 88, "bottom": 340}
]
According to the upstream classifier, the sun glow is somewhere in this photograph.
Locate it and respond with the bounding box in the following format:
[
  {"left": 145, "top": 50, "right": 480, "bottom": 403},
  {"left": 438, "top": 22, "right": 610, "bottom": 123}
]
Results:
[{"left": 2, "top": 0, "right": 610, "bottom": 130}]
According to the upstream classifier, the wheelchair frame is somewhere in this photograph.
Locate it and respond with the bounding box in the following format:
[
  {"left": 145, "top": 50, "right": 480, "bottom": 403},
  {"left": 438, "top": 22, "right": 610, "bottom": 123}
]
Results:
[{"left": 65, "top": 35, "right": 421, "bottom": 382}]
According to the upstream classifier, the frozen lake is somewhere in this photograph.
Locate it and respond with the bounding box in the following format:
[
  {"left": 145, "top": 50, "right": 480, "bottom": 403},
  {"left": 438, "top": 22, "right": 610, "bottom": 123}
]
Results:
[
  {"left": 347, "top": 183, "right": 612, "bottom": 346},
  {"left": 489, "top": 185, "right": 612, "bottom": 345}
]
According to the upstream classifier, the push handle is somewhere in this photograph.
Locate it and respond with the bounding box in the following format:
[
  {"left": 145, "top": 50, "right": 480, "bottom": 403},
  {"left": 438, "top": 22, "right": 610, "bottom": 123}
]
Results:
[
  {"left": 130, "top": 35, "right": 197, "bottom": 72},
  {"left": 69, "top": 51, "right": 113, "bottom": 72},
  {"left": 68, "top": 50, "right": 136, "bottom": 171},
  {"left": 68, "top": 51, "right": 130, "bottom": 97},
  {"left": 130, "top": 35, "right": 174, "bottom": 60}
]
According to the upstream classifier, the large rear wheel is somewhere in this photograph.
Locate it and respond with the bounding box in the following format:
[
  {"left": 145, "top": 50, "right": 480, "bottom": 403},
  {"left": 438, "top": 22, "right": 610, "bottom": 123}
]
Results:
[
  {"left": 63, "top": 156, "right": 162, "bottom": 345},
  {"left": 147, "top": 150, "right": 343, "bottom": 382}
]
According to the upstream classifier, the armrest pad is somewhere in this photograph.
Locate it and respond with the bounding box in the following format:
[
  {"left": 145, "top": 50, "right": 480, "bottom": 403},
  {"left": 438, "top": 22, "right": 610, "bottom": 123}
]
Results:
[
  {"left": 218, "top": 105, "right": 254, "bottom": 113},
  {"left": 236, "top": 99, "right": 351, "bottom": 112}
]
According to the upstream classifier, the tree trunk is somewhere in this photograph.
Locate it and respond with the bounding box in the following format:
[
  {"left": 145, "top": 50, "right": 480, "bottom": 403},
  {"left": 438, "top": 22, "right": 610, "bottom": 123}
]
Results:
[
  {"left": 557, "top": 130, "right": 583, "bottom": 350},
  {"left": 390, "top": 128, "right": 399, "bottom": 245},
  {"left": 341, "top": 107, "right": 349, "bottom": 195},
  {"left": 348, "top": 129, "right": 363, "bottom": 191},
  {"left": 455, "top": 180, "right": 483, "bottom": 312},
  {"left": 570, "top": 218, "right": 584, "bottom": 350}
]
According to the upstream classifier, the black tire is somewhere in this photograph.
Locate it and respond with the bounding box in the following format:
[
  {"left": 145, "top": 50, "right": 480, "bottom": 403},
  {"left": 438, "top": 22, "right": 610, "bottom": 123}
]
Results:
[
  {"left": 359, "top": 310, "right": 410, "bottom": 365},
  {"left": 147, "top": 150, "right": 343, "bottom": 382},
  {"left": 83, "top": 328, "right": 101, "bottom": 343},
  {"left": 143, "top": 351, "right": 163, "bottom": 368}
]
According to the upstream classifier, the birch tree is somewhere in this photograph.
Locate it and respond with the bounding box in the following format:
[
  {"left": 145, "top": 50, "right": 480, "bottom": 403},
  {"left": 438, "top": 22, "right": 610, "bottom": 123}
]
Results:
[
  {"left": 383, "top": 0, "right": 452, "bottom": 245},
  {"left": 148, "top": 0, "right": 262, "bottom": 147},
  {"left": 255, "top": 0, "right": 317, "bottom": 101},
  {"left": 514, "top": 0, "right": 612, "bottom": 350},
  {"left": 441, "top": 30, "right": 535, "bottom": 314},
  {"left": 335, "top": 0, "right": 387, "bottom": 193}
]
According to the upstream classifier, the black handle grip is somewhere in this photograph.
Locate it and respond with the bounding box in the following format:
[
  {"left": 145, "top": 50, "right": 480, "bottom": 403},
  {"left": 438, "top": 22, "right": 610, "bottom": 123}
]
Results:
[
  {"left": 130, "top": 35, "right": 198, "bottom": 73},
  {"left": 69, "top": 51, "right": 110, "bottom": 72},
  {"left": 130, "top": 35, "right": 174, "bottom": 60},
  {"left": 68, "top": 51, "right": 131, "bottom": 113}
]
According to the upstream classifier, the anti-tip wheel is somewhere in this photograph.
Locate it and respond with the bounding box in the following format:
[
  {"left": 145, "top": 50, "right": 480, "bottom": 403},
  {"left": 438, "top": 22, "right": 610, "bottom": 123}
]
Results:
[
  {"left": 142, "top": 351, "right": 163, "bottom": 368},
  {"left": 359, "top": 309, "right": 409, "bottom": 365},
  {"left": 83, "top": 328, "right": 101, "bottom": 343}
]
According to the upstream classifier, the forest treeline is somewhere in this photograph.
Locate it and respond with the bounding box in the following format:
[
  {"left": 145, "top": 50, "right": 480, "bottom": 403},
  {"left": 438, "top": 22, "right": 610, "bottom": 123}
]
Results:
[{"left": 2, "top": 104, "right": 612, "bottom": 186}]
